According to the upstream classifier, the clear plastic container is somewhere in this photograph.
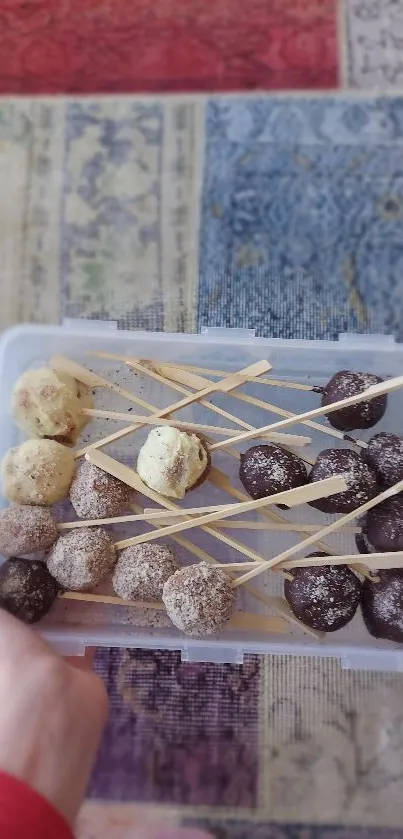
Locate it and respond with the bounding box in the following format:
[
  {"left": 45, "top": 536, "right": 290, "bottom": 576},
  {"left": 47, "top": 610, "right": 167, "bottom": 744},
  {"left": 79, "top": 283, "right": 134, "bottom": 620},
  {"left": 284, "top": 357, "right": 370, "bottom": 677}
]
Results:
[{"left": 1, "top": 321, "right": 403, "bottom": 671}]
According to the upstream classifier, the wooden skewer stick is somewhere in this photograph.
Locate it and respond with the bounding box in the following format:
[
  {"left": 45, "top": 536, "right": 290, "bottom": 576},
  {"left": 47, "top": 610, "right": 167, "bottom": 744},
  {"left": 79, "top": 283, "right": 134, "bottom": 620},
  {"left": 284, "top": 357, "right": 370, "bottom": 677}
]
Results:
[
  {"left": 74, "top": 359, "right": 271, "bottom": 457},
  {"left": 147, "top": 363, "right": 368, "bottom": 451},
  {"left": 233, "top": 476, "right": 403, "bottom": 587},
  {"left": 59, "top": 591, "right": 289, "bottom": 634},
  {"left": 58, "top": 503, "right": 236, "bottom": 530},
  {"left": 81, "top": 408, "right": 312, "bottom": 448},
  {"left": 193, "top": 520, "right": 361, "bottom": 533},
  {"left": 278, "top": 551, "right": 403, "bottom": 572},
  {"left": 97, "top": 471, "right": 347, "bottom": 552},
  {"left": 213, "top": 552, "right": 403, "bottom": 571},
  {"left": 91, "top": 352, "right": 312, "bottom": 390},
  {"left": 131, "top": 500, "right": 313, "bottom": 635},
  {"left": 211, "top": 375, "right": 403, "bottom": 451}
]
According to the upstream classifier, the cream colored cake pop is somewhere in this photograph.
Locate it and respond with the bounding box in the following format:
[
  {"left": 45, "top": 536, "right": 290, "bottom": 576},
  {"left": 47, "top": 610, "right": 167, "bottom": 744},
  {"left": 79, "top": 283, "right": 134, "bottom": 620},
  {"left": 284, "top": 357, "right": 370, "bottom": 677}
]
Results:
[
  {"left": 137, "top": 426, "right": 210, "bottom": 499},
  {"left": 12, "top": 367, "right": 93, "bottom": 444},
  {"left": 1, "top": 439, "right": 75, "bottom": 505}
]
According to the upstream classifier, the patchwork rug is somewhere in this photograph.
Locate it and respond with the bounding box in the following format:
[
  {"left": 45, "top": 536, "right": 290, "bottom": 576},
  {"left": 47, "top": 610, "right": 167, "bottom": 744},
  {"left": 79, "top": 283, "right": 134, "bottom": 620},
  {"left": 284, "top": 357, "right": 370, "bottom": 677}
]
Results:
[{"left": 2, "top": 2, "right": 403, "bottom": 838}]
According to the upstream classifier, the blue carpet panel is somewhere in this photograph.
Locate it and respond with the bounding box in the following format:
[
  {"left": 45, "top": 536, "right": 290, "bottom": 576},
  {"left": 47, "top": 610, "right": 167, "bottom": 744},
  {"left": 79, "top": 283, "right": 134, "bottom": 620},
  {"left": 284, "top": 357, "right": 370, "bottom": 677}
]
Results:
[{"left": 198, "top": 96, "right": 403, "bottom": 340}]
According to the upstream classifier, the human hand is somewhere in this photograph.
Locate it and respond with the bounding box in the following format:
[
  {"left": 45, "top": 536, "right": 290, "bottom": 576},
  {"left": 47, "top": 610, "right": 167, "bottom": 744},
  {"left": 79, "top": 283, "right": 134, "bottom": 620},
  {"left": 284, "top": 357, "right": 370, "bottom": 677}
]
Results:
[{"left": 0, "top": 608, "right": 108, "bottom": 827}]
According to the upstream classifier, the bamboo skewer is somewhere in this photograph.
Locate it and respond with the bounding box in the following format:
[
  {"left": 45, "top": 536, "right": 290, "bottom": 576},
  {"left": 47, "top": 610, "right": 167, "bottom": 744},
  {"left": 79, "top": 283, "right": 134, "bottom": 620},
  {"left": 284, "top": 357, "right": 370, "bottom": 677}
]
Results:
[
  {"left": 81, "top": 409, "right": 312, "bottom": 447},
  {"left": 148, "top": 363, "right": 368, "bottom": 450},
  {"left": 212, "top": 552, "right": 403, "bottom": 572},
  {"left": 58, "top": 503, "right": 236, "bottom": 530},
  {"left": 82, "top": 452, "right": 347, "bottom": 551},
  {"left": 232, "top": 477, "right": 403, "bottom": 587},
  {"left": 59, "top": 591, "right": 289, "bottom": 634},
  {"left": 74, "top": 359, "right": 271, "bottom": 457},
  {"left": 91, "top": 352, "right": 312, "bottom": 390},
  {"left": 187, "top": 520, "right": 361, "bottom": 533},
  {"left": 211, "top": 375, "right": 403, "bottom": 452},
  {"left": 279, "top": 552, "right": 403, "bottom": 572}
]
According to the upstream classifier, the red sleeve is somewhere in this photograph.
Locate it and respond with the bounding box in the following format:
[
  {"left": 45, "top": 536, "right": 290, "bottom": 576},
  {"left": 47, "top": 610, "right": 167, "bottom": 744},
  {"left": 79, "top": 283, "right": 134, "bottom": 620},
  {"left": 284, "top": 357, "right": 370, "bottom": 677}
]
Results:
[{"left": 0, "top": 771, "right": 73, "bottom": 839}]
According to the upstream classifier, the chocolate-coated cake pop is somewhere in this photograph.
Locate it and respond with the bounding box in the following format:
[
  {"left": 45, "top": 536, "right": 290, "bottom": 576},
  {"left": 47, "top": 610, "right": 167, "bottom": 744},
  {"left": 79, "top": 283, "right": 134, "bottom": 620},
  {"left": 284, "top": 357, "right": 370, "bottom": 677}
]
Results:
[
  {"left": 355, "top": 529, "right": 375, "bottom": 555},
  {"left": 309, "top": 448, "right": 378, "bottom": 513},
  {"left": 113, "top": 543, "right": 179, "bottom": 601},
  {"left": 162, "top": 562, "right": 236, "bottom": 637},
  {"left": 361, "top": 570, "right": 403, "bottom": 642},
  {"left": 69, "top": 460, "right": 131, "bottom": 519},
  {"left": 319, "top": 370, "right": 387, "bottom": 431},
  {"left": 363, "top": 433, "right": 403, "bottom": 489},
  {"left": 0, "top": 557, "right": 59, "bottom": 624},
  {"left": 361, "top": 494, "right": 403, "bottom": 553},
  {"left": 239, "top": 444, "right": 307, "bottom": 504},
  {"left": 284, "top": 556, "right": 362, "bottom": 632},
  {"left": 0, "top": 505, "right": 59, "bottom": 557}
]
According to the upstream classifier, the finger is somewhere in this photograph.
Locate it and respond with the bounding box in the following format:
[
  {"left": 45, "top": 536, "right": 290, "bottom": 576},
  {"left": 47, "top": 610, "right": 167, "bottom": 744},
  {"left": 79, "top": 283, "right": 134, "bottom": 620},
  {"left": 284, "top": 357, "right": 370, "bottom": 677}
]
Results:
[{"left": 65, "top": 648, "right": 95, "bottom": 671}]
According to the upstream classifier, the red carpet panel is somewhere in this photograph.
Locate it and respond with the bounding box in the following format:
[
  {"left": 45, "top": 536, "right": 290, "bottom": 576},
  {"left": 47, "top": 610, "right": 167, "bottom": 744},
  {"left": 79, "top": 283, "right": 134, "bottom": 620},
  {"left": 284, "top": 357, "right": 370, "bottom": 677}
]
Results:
[{"left": 0, "top": 0, "right": 338, "bottom": 93}]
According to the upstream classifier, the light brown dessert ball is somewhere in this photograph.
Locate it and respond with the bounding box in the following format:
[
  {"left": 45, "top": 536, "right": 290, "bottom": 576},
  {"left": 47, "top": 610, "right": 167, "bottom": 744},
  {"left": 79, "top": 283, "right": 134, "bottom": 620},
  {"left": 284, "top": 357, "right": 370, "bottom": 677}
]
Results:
[
  {"left": 162, "top": 562, "right": 236, "bottom": 637},
  {"left": 113, "top": 543, "right": 179, "bottom": 601},
  {"left": 69, "top": 460, "right": 131, "bottom": 519},
  {"left": 12, "top": 367, "right": 92, "bottom": 444},
  {"left": 0, "top": 505, "right": 59, "bottom": 557},
  {"left": 1, "top": 440, "right": 75, "bottom": 506},
  {"left": 46, "top": 527, "right": 116, "bottom": 591}
]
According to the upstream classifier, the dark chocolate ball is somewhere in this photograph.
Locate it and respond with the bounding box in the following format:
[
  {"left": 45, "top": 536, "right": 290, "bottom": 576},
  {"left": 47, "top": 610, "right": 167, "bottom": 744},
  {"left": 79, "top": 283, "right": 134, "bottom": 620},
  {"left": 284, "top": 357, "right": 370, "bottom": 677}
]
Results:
[
  {"left": 361, "top": 570, "right": 403, "bottom": 643},
  {"left": 0, "top": 558, "right": 59, "bottom": 624},
  {"left": 284, "top": 555, "right": 362, "bottom": 632},
  {"left": 355, "top": 528, "right": 375, "bottom": 555},
  {"left": 363, "top": 433, "right": 403, "bottom": 489},
  {"left": 320, "top": 370, "right": 387, "bottom": 431},
  {"left": 361, "top": 494, "right": 403, "bottom": 553},
  {"left": 239, "top": 444, "right": 307, "bottom": 503},
  {"left": 308, "top": 448, "right": 378, "bottom": 513}
]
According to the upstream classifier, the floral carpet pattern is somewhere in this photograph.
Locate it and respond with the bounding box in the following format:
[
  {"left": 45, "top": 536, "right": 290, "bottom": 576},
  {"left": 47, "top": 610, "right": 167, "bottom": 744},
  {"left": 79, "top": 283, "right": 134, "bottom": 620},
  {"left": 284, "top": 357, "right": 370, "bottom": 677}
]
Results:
[{"left": 3, "top": 2, "right": 403, "bottom": 839}]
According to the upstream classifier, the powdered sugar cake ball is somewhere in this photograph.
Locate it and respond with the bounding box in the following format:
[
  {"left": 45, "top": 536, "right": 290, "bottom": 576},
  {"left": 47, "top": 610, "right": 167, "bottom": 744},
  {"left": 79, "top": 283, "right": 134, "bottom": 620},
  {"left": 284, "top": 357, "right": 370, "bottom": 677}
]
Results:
[
  {"left": 284, "top": 556, "right": 362, "bottom": 632},
  {"left": 47, "top": 527, "right": 116, "bottom": 591},
  {"left": 239, "top": 444, "right": 308, "bottom": 504},
  {"left": 70, "top": 460, "right": 131, "bottom": 519},
  {"left": 2, "top": 440, "right": 75, "bottom": 505},
  {"left": 0, "top": 505, "right": 59, "bottom": 557},
  {"left": 162, "top": 563, "right": 236, "bottom": 637},
  {"left": 363, "top": 433, "right": 403, "bottom": 489},
  {"left": 319, "top": 370, "right": 386, "bottom": 432},
  {"left": 12, "top": 367, "right": 93, "bottom": 444},
  {"left": 0, "top": 557, "right": 59, "bottom": 624},
  {"left": 113, "top": 543, "right": 179, "bottom": 601},
  {"left": 308, "top": 448, "right": 378, "bottom": 514},
  {"left": 361, "top": 570, "right": 403, "bottom": 643},
  {"left": 137, "top": 426, "right": 210, "bottom": 499}
]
